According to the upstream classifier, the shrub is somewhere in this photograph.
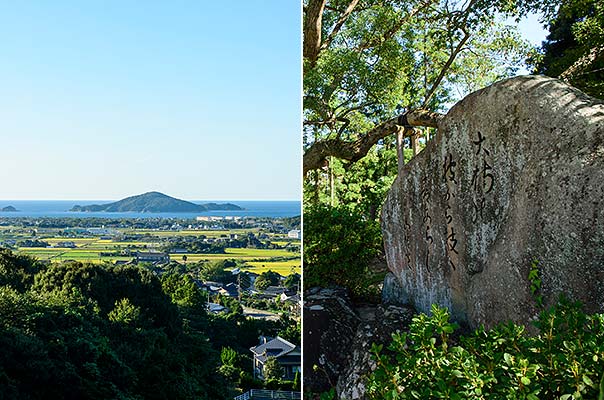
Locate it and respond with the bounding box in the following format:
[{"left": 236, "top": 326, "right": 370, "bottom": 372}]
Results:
[
  {"left": 255, "top": 270, "right": 281, "bottom": 290},
  {"left": 368, "top": 299, "right": 604, "bottom": 399},
  {"left": 303, "top": 205, "right": 382, "bottom": 297}
]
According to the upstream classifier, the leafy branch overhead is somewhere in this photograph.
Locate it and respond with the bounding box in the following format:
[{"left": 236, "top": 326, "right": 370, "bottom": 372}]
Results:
[
  {"left": 302, "top": 0, "right": 538, "bottom": 174},
  {"left": 303, "top": 109, "right": 442, "bottom": 174}
]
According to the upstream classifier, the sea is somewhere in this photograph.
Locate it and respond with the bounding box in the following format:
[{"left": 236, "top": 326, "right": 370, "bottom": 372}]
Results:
[{"left": 0, "top": 200, "right": 301, "bottom": 219}]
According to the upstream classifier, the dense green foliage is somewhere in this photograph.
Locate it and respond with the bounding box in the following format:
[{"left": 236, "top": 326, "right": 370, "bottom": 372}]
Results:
[
  {"left": 536, "top": 0, "right": 604, "bottom": 99},
  {"left": 303, "top": 205, "right": 382, "bottom": 296},
  {"left": 16, "top": 239, "right": 49, "bottom": 248},
  {"left": 283, "top": 273, "right": 301, "bottom": 290},
  {"left": 0, "top": 248, "right": 298, "bottom": 399},
  {"left": 254, "top": 270, "right": 282, "bottom": 290},
  {"left": 305, "top": 142, "right": 413, "bottom": 219},
  {"left": 160, "top": 237, "right": 226, "bottom": 254},
  {"left": 199, "top": 259, "right": 237, "bottom": 284},
  {"left": 303, "top": 0, "right": 534, "bottom": 218},
  {"left": 0, "top": 251, "right": 41, "bottom": 292},
  {"left": 368, "top": 300, "right": 604, "bottom": 399},
  {"left": 263, "top": 357, "right": 285, "bottom": 382},
  {"left": 0, "top": 248, "right": 226, "bottom": 399}
]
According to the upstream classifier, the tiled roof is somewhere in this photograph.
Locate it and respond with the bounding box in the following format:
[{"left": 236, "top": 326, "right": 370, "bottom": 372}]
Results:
[{"left": 250, "top": 336, "right": 300, "bottom": 364}]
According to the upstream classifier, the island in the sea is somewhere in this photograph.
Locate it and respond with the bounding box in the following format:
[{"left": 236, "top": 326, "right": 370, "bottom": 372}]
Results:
[
  {"left": 69, "top": 191, "right": 242, "bottom": 213},
  {"left": 1, "top": 206, "right": 18, "bottom": 212}
]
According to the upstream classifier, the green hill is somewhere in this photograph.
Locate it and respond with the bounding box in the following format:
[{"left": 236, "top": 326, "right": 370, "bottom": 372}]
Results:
[{"left": 70, "top": 192, "right": 242, "bottom": 213}]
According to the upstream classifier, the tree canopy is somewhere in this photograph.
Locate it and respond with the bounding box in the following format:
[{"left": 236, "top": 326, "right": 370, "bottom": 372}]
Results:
[
  {"left": 304, "top": 0, "right": 533, "bottom": 171},
  {"left": 0, "top": 249, "right": 278, "bottom": 399},
  {"left": 303, "top": 0, "right": 539, "bottom": 219},
  {"left": 0, "top": 248, "right": 300, "bottom": 398},
  {"left": 536, "top": 0, "right": 604, "bottom": 98},
  {"left": 303, "top": 0, "right": 602, "bottom": 217}
]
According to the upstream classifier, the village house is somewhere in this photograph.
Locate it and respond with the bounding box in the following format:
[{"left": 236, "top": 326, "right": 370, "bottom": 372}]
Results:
[
  {"left": 206, "top": 302, "right": 229, "bottom": 314},
  {"left": 279, "top": 292, "right": 300, "bottom": 303},
  {"left": 256, "top": 285, "right": 288, "bottom": 299},
  {"left": 280, "top": 293, "right": 301, "bottom": 318},
  {"left": 54, "top": 241, "right": 76, "bottom": 248},
  {"left": 250, "top": 336, "right": 301, "bottom": 381},
  {"left": 219, "top": 282, "right": 240, "bottom": 298},
  {"left": 287, "top": 229, "right": 301, "bottom": 239},
  {"left": 135, "top": 251, "right": 170, "bottom": 264}
]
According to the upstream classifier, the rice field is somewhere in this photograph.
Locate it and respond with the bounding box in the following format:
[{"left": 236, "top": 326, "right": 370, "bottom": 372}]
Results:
[
  {"left": 0, "top": 223, "right": 301, "bottom": 275},
  {"left": 43, "top": 238, "right": 98, "bottom": 246},
  {"left": 243, "top": 260, "right": 301, "bottom": 275},
  {"left": 223, "top": 248, "right": 295, "bottom": 257},
  {"left": 14, "top": 233, "right": 301, "bottom": 275},
  {"left": 130, "top": 229, "right": 260, "bottom": 238}
]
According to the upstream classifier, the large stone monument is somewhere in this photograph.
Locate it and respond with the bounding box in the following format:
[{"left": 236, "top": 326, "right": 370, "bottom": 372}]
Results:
[{"left": 381, "top": 75, "right": 604, "bottom": 328}]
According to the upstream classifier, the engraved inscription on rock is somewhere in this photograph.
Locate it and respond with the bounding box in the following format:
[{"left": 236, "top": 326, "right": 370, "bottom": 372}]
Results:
[{"left": 381, "top": 75, "right": 604, "bottom": 328}]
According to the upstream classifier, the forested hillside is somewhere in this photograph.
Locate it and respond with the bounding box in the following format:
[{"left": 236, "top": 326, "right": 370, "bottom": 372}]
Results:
[{"left": 0, "top": 249, "right": 293, "bottom": 399}]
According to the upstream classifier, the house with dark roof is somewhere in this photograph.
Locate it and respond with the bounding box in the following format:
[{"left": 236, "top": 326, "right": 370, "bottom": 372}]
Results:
[
  {"left": 253, "top": 285, "right": 289, "bottom": 300},
  {"left": 54, "top": 241, "right": 76, "bottom": 248},
  {"left": 194, "top": 280, "right": 224, "bottom": 293},
  {"left": 279, "top": 292, "right": 300, "bottom": 303},
  {"left": 219, "top": 282, "right": 239, "bottom": 298},
  {"left": 280, "top": 293, "right": 301, "bottom": 318},
  {"left": 135, "top": 251, "right": 170, "bottom": 264},
  {"left": 250, "top": 336, "right": 301, "bottom": 381},
  {"left": 206, "top": 302, "right": 229, "bottom": 314}
]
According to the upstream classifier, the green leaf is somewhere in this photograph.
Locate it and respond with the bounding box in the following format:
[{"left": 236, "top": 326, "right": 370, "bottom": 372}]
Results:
[
  {"left": 583, "top": 375, "right": 594, "bottom": 388},
  {"left": 521, "top": 376, "right": 531, "bottom": 385},
  {"left": 452, "top": 369, "right": 463, "bottom": 378}
]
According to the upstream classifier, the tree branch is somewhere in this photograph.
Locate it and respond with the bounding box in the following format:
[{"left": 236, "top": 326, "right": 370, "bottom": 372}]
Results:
[
  {"left": 422, "top": 29, "right": 470, "bottom": 107},
  {"left": 320, "top": 0, "right": 360, "bottom": 53},
  {"left": 559, "top": 45, "right": 604, "bottom": 82},
  {"left": 421, "top": 0, "right": 476, "bottom": 107},
  {"left": 303, "top": 109, "right": 443, "bottom": 174},
  {"left": 303, "top": 0, "right": 327, "bottom": 68},
  {"left": 357, "top": 0, "right": 435, "bottom": 51}
]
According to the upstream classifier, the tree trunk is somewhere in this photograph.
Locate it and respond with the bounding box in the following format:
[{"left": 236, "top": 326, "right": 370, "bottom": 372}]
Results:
[
  {"left": 411, "top": 129, "right": 419, "bottom": 156},
  {"left": 396, "top": 127, "right": 406, "bottom": 171},
  {"left": 303, "top": 0, "right": 327, "bottom": 68}
]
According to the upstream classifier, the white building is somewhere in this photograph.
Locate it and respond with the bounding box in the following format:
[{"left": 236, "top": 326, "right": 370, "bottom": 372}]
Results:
[{"left": 287, "top": 230, "right": 301, "bottom": 239}]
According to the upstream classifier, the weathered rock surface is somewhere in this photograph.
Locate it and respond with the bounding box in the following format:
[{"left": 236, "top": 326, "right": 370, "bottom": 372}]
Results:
[
  {"left": 303, "top": 287, "right": 360, "bottom": 393},
  {"left": 303, "top": 287, "right": 415, "bottom": 399},
  {"left": 337, "top": 303, "right": 414, "bottom": 400},
  {"left": 381, "top": 75, "right": 604, "bottom": 329}
]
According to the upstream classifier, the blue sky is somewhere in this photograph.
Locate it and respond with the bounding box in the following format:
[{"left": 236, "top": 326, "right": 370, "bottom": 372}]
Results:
[
  {"left": 517, "top": 13, "right": 549, "bottom": 47},
  {"left": 0, "top": 1, "right": 301, "bottom": 200},
  {"left": 0, "top": 3, "right": 548, "bottom": 201}
]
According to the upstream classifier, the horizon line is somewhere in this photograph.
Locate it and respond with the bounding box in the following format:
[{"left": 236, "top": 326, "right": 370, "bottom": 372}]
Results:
[{"left": 0, "top": 198, "right": 301, "bottom": 202}]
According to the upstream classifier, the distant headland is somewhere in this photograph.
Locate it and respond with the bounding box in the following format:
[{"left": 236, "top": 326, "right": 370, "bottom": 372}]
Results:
[
  {"left": 1, "top": 206, "right": 18, "bottom": 212},
  {"left": 69, "top": 192, "right": 243, "bottom": 213}
]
